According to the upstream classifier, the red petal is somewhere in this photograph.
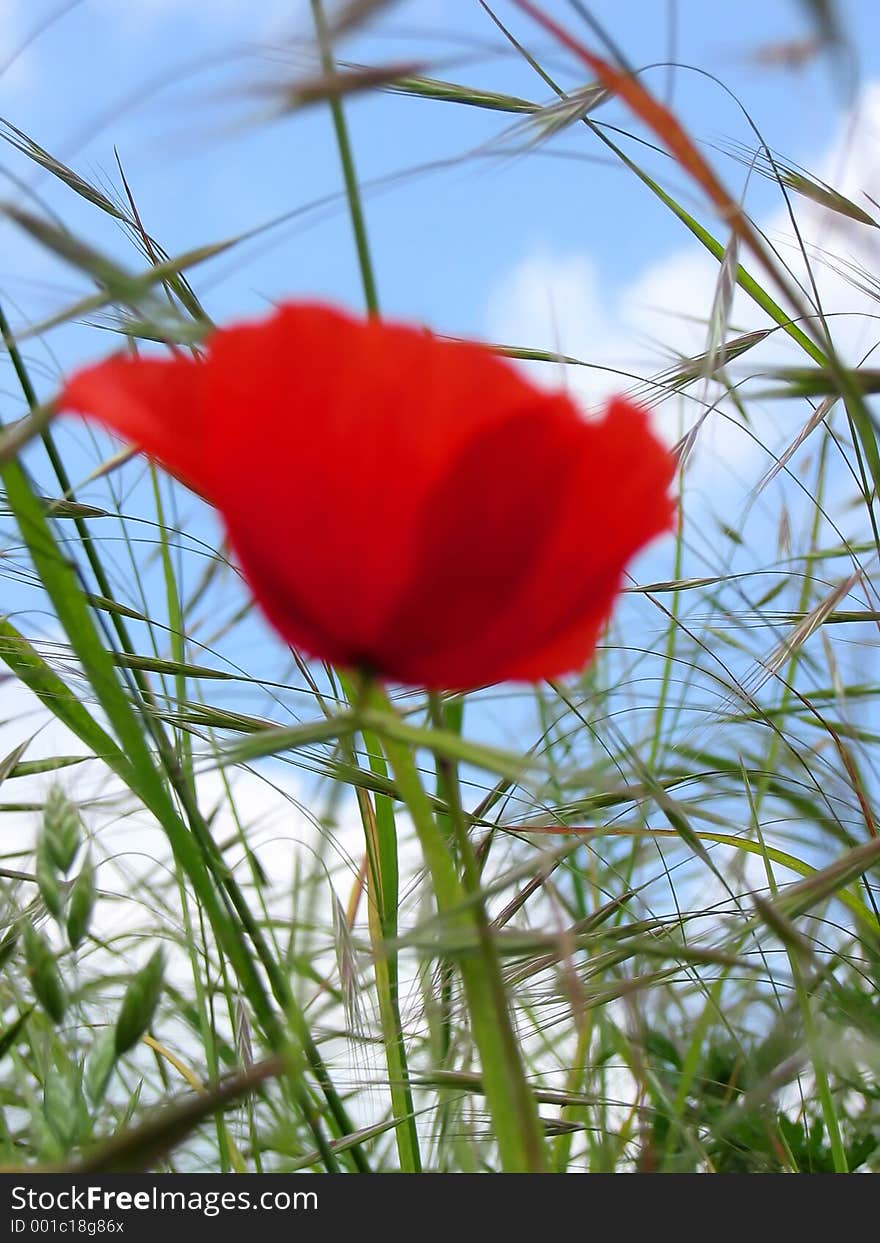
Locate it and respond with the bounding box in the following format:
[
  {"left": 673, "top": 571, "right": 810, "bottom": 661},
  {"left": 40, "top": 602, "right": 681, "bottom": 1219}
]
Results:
[
  {"left": 386, "top": 397, "right": 675, "bottom": 687},
  {"left": 482, "top": 398, "right": 676, "bottom": 682},
  {"left": 60, "top": 354, "right": 209, "bottom": 498},
  {"left": 372, "top": 400, "right": 585, "bottom": 684},
  {"left": 223, "top": 518, "right": 359, "bottom": 669},
  {"left": 199, "top": 304, "right": 573, "bottom": 665},
  {"left": 498, "top": 571, "right": 621, "bottom": 682}
]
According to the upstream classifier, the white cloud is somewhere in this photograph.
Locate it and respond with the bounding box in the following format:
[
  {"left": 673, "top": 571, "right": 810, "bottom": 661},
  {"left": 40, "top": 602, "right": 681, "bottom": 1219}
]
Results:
[{"left": 486, "top": 249, "right": 607, "bottom": 362}]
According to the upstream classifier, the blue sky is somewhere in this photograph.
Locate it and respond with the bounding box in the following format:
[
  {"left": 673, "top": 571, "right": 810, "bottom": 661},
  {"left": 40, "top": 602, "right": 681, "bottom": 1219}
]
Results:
[{"left": 3, "top": 0, "right": 879, "bottom": 352}]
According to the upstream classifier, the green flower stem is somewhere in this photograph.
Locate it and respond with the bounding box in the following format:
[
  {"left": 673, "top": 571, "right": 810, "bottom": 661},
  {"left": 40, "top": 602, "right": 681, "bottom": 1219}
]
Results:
[
  {"left": 340, "top": 691, "right": 422, "bottom": 1172},
  {"left": 355, "top": 779, "right": 423, "bottom": 1172},
  {"left": 367, "top": 684, "right": 546, "bottom": 1172}
]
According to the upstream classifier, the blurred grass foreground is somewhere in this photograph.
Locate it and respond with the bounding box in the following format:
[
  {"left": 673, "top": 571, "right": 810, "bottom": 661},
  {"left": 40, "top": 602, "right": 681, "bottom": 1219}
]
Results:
[{"left": 1, "top": 0, "right": 880, "bottom": 1174}]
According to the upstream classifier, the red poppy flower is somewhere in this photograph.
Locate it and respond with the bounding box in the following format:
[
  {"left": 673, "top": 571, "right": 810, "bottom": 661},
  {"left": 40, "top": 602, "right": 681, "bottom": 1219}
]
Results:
[{"left": 60, "top": 303, "right": 675, "bottom": 689}]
